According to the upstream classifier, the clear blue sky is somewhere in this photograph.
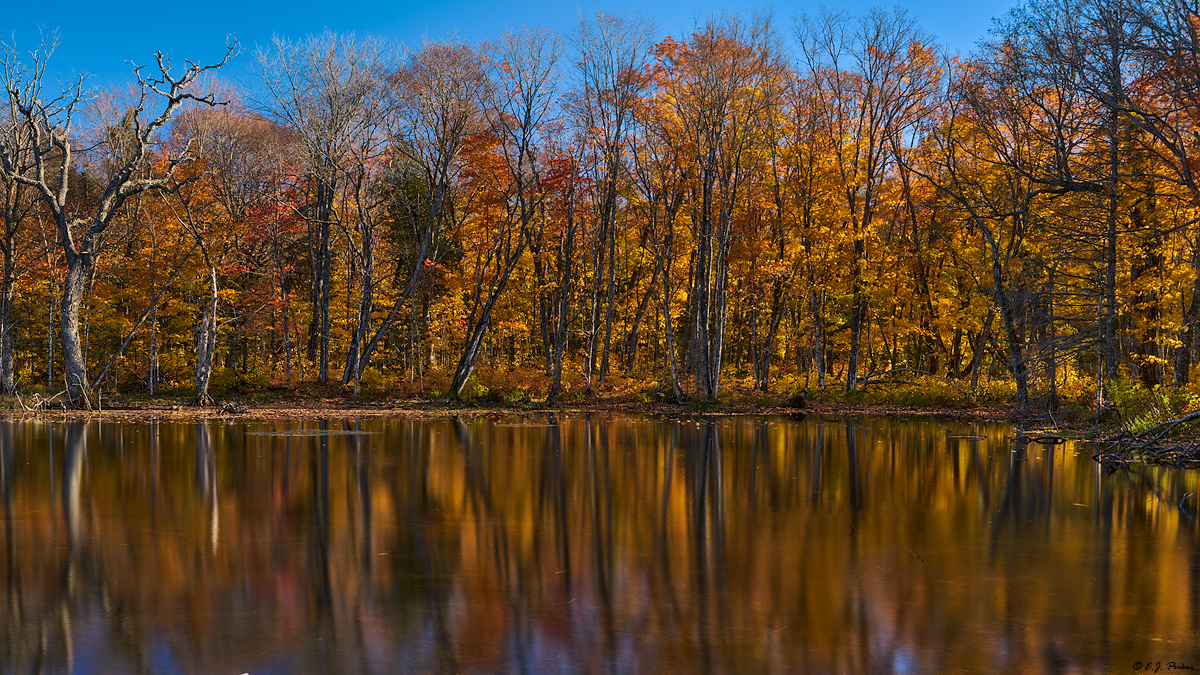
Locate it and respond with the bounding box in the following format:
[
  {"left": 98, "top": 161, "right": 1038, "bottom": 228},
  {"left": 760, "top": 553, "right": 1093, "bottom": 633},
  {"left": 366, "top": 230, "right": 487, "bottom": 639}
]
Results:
[{"left": 5, "top": 0, "right": 1020, "bottom": 95}]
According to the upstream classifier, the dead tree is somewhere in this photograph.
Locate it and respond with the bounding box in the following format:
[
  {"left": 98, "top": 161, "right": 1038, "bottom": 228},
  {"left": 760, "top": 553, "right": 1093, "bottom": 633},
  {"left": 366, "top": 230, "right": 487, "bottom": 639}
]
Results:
[{"left": 1, "top": 40, "right": 233, "bottom": 404}]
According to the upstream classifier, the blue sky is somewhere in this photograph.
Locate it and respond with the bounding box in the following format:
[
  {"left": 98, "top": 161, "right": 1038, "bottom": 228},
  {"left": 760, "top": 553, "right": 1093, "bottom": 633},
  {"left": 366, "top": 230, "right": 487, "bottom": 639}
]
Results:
[{"left": 5, "top": 0, "right": 1021, "bottom": 95}]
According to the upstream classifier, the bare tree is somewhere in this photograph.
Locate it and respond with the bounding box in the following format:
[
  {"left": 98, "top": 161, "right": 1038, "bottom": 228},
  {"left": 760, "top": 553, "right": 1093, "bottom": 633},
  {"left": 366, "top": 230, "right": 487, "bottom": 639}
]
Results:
[
  {"left": 447, "top": 28, "right": 563, "bottom": 397},
  {"left": 339, "top": 83, "right": 397, "bottom": 395},
  {"left": 574, "top": 11, "right": 656, "bottom": 388},
  {"left": 0, "top": 39, "right": 233, "bottom": 404},
  {"left": 1002, "top": 0, "right": 1135, "bottom": 393},
  {"left": 256, "top": 31, "right": 391, "bottom": 385},
  {"left": 0, "top": 38, "right": 45, "bottom": 394},
  {"left": 1029, "top": 0, "right": 1200, "bottom": 388},
  {"left": 350, "top": 39, "right": 487, "bottom": 389},
  {"left": 1121, "top": 0, "right": 1200, "bottom": 193}
]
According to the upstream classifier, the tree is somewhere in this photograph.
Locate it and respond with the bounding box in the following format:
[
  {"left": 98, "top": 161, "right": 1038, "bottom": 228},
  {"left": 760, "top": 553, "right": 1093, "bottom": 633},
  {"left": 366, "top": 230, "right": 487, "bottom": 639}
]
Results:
[
  {"left": 184, "top": 98, "right": 303, "bottom": 384},
  {"left": 796, "top": 7, "right": 940, "bottom": 392},
  {"left": 630, "top": 46, "right": 696, "bottom": 400},
  {"left": 338, "top": 89, "right": 398, "bottom": 395},
  {"left": 543, "top": 138, "right": 587, "bottom": 405},
  {"left": 915, "top": 55, "right": 1061, "bottom": 416},
  {"left": 163, "top": 100, "right": 263, "bottom": 404},
  {"left": 257, "top": 32, "right": 392, "bottom": 385},
  {"left": 661, "top": 14, "right": 783, "bottom": 401},
  {"left": 349, "top": 39, "right": 487, "bottom": 391},
  {"left": 782, "top": 71, "right": 842, "bottom": 391},
  {"left": 1, "top": 40, "right": 233, "bottom": 404},
  {"left": 573, "top": 11, "right": 656, "bottom": 387},
  {"left": 447, "top": 28, "right": 563, "bottom": 396},
  {"left": 0, "top": 38, "right": 45, "bottom": 394}
]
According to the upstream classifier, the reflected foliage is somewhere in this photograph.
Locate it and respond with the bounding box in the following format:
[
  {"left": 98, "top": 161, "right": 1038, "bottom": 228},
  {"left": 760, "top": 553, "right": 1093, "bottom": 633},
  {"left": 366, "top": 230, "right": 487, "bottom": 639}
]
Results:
[{"left": 0, "top": 416, "right": 1198, "bottom": 672}]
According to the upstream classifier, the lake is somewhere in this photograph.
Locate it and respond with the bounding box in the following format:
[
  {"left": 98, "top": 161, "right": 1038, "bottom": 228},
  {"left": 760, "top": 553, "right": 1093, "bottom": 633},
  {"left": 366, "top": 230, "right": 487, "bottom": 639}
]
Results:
[{"left": 1, "top": 414, "right": 1197, "bottom": 673}]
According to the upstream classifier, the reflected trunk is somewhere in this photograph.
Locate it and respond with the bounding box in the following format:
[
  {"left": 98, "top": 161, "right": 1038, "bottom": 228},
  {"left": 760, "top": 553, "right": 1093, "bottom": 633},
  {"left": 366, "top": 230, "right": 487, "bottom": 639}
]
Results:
[{"left": 0, "top": 416, "right": 1188, "bottom": 672}]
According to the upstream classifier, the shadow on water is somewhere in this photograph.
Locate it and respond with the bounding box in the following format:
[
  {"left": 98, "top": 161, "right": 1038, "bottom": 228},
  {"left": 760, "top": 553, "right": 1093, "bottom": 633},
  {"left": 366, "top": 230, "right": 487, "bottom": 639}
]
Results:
[{"left": 1, "top": 415, "right": 1199, "bottom": 673}]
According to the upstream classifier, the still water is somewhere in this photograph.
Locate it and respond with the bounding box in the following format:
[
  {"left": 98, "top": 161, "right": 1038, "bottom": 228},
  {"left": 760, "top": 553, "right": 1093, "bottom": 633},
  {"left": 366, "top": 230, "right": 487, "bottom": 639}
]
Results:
[{"left": 1, "top": 414, "right": 1198, "bottom": 674}]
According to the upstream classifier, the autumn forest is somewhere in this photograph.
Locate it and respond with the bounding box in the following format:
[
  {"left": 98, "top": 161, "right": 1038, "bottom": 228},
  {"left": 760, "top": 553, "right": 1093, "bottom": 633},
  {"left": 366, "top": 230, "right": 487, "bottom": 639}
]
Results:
[{"left": 2, "top": 0, "right": 1198, "bottom": 414}]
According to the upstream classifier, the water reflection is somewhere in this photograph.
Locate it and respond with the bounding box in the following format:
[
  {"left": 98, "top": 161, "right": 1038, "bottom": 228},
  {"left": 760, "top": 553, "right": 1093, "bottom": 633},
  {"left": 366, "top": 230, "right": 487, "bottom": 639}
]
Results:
[{"left": 0, "top": 415, "right": 1199, "bottom": 673}]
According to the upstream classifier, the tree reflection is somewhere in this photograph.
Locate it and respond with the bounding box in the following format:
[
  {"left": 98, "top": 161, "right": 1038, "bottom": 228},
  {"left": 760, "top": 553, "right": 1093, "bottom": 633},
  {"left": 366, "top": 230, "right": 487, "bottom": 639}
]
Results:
[
  {"left": 0, "top": 416, "right": 1197, "bottom": 672},
  {"left": 196, "top": 421, "right": 217, "bottom": 553}
]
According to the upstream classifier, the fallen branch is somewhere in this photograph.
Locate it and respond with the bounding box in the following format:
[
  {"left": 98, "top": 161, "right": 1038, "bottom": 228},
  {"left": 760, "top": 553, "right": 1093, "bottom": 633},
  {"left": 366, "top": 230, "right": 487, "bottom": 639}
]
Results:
[
  {"left": 13, "top": 390, "right": 68, "bottom": 414},
  {"left": 1134, "top": 409, "right": 1200, "bottom": 444},
  {"left": 1093, "top": 409, "right": 1200, "bottom": 468}
]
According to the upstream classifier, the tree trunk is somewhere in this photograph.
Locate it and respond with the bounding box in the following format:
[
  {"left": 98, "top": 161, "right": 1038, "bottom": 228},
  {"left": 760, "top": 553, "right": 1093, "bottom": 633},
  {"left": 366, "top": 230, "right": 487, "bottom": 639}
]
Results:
[
  {"left": 1045, "top": 270, "right": 1059, "bottom": 412},
  {"left": 344, "top": 221, "right": 375, "bottom": 396},
  {"left": 585, "top": 209, "right": 606, "bottom": 391},
  {"left": 623, "top": 262, "right": 660, "bottom": 373},
  {"left": 306, "top": 177, "right": 336, "bottom": 384},
  {"left": 273, "top": 234, "right": 293, "bottom": 383},
  {"left": 950, "top": 327, "right": 963, "bottom": 378},
  {"left": 533, "top": 251, "right": 553, "bottom": 376},
  {"left": 60, "top": 254, "right": 93, "bottom": 404},
  {"left": 194, "top": 268, "right": 219, "bottom": 406},
  {"left": 1103, "top": 110, "right": 1120, "bottom": 387},
  {"left": 317, "top": 183, "right": 334, "bottom": 384},
  {"left": 811, "top": 289, "right": 825, "bottom": 391},
  {"left": 990, "top": 259, "right": 1029, "bottom": 415},
  {"left": 1176, "top": 230, "right": 1200, "bottom": 384},
  {"left": 691, "top": 164, "right": 716, "bottom": 400},
  {"left": 846, "top": 230, "right": 866, "bottom": 393},
  {"left": 968, "top": 310, "right": 996, "bottom": 392},
  {"left": 306, "top": 217, "right": 321, "bottom": 367},
  {"left": 548, "top": 178, "right": 580, "bottom": 406},
  {"left": 661, "top": 247, "right": 682, "bottom": 401},
  {"left": 149, "top": 230, "right": 159, "bottom": 396},
  {"left": 753, "top": 281, "right": 786, "bottom": 391},
  {"left": 448, "top": 243, "right": 528, "bottom": 397},
  {"left": 46, "top": 254, "right": 54, "bottom": 389},
  {"left": 0, "top": 236, "right": 14, "bottom": 395},
  {"left": 600, "top": 204, "right": 617, "bottom": 381},
  {"left": 706, "top": 209, "right": 734, "bottom": 401},
  {"left": 1130, "top": 202, "right": 1163, "bottom": 388}
]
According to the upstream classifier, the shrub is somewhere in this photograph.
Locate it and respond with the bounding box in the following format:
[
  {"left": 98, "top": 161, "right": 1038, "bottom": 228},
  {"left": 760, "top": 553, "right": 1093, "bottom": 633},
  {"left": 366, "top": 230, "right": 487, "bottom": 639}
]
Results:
[
  {"left": 210, "top": 370, "right": 267, "bottom": 396},
  {"left": 357, "top": 367, "right": 385, "bottom": 393},
  {"left": 1108, "top": 379, "right": 1183, "bottom": 433},
  {"left": 465, "top": 366, "right": 551, "bottom": 403}
]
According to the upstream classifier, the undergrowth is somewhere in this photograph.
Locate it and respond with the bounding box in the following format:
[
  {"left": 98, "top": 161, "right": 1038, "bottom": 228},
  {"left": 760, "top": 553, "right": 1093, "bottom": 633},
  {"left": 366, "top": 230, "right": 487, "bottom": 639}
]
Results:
[
  {"left": 1107, "top": 379, "right": 1200, "bottom": 434},
  {"left": 47, "top": 360, "right": 1200, "bottom": 431}
]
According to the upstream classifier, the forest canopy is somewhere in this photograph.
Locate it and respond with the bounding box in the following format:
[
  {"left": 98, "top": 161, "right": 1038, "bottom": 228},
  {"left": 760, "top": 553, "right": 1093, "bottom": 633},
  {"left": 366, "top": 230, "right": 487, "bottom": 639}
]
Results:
[{"left": 2, "top": 0, "right": 1198, "bottom": 414}]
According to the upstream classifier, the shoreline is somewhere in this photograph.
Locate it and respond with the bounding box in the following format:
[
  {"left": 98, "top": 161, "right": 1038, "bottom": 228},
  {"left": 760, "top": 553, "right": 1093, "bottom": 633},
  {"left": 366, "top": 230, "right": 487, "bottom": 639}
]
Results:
[
  {"left": 0, "top": 398, "right": 1040, "bottom": 426},
  {"left": 3, "top": 397, "right": 1155, "bottom": 457}
]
